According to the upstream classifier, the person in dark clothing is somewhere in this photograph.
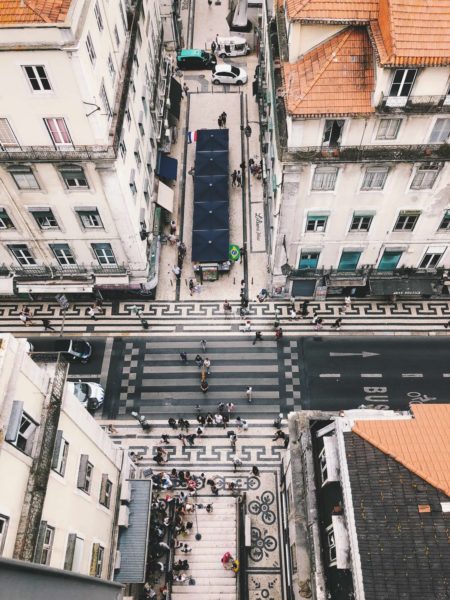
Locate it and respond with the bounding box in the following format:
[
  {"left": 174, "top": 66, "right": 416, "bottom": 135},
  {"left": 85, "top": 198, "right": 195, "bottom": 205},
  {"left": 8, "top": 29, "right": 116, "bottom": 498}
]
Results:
[
  {"left": 186, "top": 434, "right": 196, "bottom": 446},
  {"left": 41, "top": 318, "right": 56, "bottom": 331},
  {"left": 272, "top": 430, "right": 286, "bottom": 441},
  {"left": 180, "top": 351, "right": 187, "bottom": 363},
  {"left": 168, "top": 417, "right": 177, "bottom": 429},
  {"left": 252, "top": 331, "right": 263, "bottom": 345},
  {"left": 252, "top": 465, "right": 260, "bottom": 477}
]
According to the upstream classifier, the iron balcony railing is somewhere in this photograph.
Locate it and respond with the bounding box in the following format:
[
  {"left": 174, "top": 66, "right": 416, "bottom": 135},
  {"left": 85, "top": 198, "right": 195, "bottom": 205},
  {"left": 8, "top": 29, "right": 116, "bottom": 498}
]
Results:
[
  {"left": 0, "top": 145, "right": 116, "bottom": 163},
  {"left": 9, "top": 263, "right": 127, "bottom": 279},
  {"left": 378, "top": 94, "right": 450, "bottom": 114},
  {"left": 287, "top": 266, "right": 445, "bottom": 279}
]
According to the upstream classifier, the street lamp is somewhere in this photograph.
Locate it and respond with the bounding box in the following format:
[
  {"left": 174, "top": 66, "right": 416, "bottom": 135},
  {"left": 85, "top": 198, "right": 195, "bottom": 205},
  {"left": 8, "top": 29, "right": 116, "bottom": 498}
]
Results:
[{"left": 194, "top": 503, "right": 202, "bottom": 541}]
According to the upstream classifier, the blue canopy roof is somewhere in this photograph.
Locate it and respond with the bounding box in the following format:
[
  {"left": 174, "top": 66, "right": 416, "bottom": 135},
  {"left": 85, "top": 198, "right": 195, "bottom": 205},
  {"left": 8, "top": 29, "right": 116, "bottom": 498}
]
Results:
[
  {"left": 196, "top": 128, "right": 229, "bottom": 152},
  {"left": 194, "top": 175, "right": 229, "bottom": 203}
]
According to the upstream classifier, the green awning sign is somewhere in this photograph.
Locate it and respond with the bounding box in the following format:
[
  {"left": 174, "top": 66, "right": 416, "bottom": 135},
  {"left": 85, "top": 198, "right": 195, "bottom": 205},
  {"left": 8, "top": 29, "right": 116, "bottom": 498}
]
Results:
[{"left": 229, "top": 245, "right": 240, "bottom": 262}]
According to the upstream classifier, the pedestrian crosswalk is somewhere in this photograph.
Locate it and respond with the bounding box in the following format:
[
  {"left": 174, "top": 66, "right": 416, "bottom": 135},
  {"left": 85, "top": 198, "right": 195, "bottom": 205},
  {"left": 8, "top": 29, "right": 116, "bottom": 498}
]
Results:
[{"left": 117, "top": 338, "right": 293, "bottom": 420}]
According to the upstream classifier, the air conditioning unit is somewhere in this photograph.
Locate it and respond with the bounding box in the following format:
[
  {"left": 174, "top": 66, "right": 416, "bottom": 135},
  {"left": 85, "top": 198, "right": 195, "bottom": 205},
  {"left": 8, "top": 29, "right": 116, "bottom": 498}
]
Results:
[
  {"left": 118, "top": 505, "right": 130, "bottom": 527},
  {"left": 114, "top": 550, "right": 121, "bottom": 569},
  {"left": 120, "top": 481, "right": 131, "bottom": 503}
]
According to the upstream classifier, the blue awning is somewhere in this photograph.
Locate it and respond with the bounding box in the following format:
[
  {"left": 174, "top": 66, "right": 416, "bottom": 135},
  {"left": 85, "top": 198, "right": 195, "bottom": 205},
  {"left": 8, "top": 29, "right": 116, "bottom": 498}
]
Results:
[{"left": 156, "top": 153, "right": 178, "bottom": 181}]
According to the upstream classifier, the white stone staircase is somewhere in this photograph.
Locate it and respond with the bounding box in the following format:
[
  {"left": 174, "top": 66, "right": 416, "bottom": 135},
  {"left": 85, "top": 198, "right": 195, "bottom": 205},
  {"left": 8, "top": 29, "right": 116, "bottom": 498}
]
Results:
[{"left": 171, "top": 496, "right": 237, "bottom": 600}]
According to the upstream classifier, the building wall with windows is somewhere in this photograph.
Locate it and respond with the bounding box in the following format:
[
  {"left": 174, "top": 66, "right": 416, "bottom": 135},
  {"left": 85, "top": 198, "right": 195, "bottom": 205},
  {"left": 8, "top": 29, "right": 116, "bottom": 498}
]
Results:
[
  {"left": 0, "top": 0, "right": 170, "bottom": 295},
  {"left": 0, "top": 334, "right": 123, "bottom": 579}
]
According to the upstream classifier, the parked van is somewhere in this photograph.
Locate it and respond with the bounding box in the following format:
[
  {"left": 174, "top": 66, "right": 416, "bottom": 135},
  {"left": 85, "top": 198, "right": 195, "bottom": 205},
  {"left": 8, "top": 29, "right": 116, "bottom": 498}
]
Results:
[
  {"left": 215, "top": 36, "right": 250, "bottom": 58},
  {"left": 176, "top": 49, "right": 217, "bottom": 70}
]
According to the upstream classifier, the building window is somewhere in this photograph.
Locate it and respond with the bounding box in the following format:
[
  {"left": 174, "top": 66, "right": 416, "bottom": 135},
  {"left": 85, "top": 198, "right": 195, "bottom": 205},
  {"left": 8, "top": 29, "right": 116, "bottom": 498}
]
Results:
[
  {"left": 326, "top": 524, "right": 337, "bottom": 566},
  {"left": 119, "top": 139, "right": 127, "bottom": 160},
  {"left": 129, "top": 169, "right": 137, "bottom": 196},
  {"left": 40, "top": 525, "right": 55, "bottom": 565},
  {"left": 6, "top": 404, "right": 38, "bottom": 453},
  {"left": 50, "top": 244, "right": 76, "bottom": 266},
  {"left": 0, "top": 209, "right": 15, "bottom": 229},
  {"left": 394, "top": 211, "right": 420, "bottom": 231},
  {"left": 378, "top": 249, "right": 402, "bottom": 271},
  {"left": 77, "top": 209, "right": 103, "bottom": 228},
  {"left": 134, "top": 145, "right": 142, "bottom": 170},
  {"left": 86, "top": 33, "right": 96, "bottom": 65},
  {"left": 438, "top": 211, "right": 450, "bottom": 230},
  {"left": 376, "top": 118, "right": 401, "bottom": 140},
  {"left": 114, "top": 25, "right": 120, "bottom": 47},
  {"left": 51, "top": 431, "right": 69, "bottom": 476},
  {"left": 338, "top": 251, "right": 361, "bottom": 271},
  {"left": 361, "top": 167, "right": 389, "bottom": 190},
  {"left": 23, "top": 65, "right": 51, "bottom": 91},
  {"left": 0, "top": 118, "right": 19, "bottom": 148},
  {"left": 350, "top": 214, "right": 373, "bottom": 231},
  {"left": 59, "top": 165, "right": 89, "bottom": 189},
  {"left": 306, "top": 215, "right": 328, "bottom": 232},
  {"left": 299, "top": 251, "right": 320, "bottom": 269},
  {"left": 94, "top": 2, "right": 103, "bottom": 31},
  {"left": 64, "top": 534, "right": 84, "bottom": 572},
  {"left": 77, "top": 455, "right": 93, "bottom": 494},
  {"left": 107, "top": 54, "right": 116, "bottom": 83},
  {"left": 0, "top": 515, "right": 9, "bottom": 556},
  {"left": 312, "top": 167, "right": 338, "bottom": 191},
  {"left": 8, "top": 244, "right": 36, "bottom": 266},
  {"left": 290, "top": 543, "right": 298, "bottom": 574},
  {"left": 419, "top": 251, "right": 443, "bottom": 269},
  {"left": 411, "top": 164, "right": 440, "bottom": 190},
  {"left": 44, "top": 118, "right": 72, "bottom": 147},
  {"left": 90, "top": 543, "right": 105, "bottom": 578},
  {"left": 319, "top": 447, "right": 328, "bottom": 485},
  {"left": 92, "top": 243, "right": 117, "bottom": 265},
  {"left": 429, "top": 118, "right": 450, "bottom": 144},
  {"left": 322, "top": 119, "right": 344, "bottom": 147},
  {"left": 99, "top": 474, "right": 113, "bottom": 508},
  {"left": 9, "top": 167, "right": 39, "bottom": 190},
  {"left": 31, "top": 209, "right": 58, "bottom": 229},
  {"left": 99, "top": 83, "right": 112, "bottom": 119},
  {"left": 388, "top": 69, "right": 417, "bottom": 97}
]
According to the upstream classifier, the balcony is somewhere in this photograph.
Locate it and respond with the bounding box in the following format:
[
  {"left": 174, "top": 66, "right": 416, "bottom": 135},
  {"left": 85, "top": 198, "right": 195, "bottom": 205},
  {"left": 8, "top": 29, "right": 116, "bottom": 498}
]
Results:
[
  {"left": 0, "top": 144, "right": 116, "bottom": 163},
  {"left": 12, "top": 264, "right": 91, "bottom": 280},
  {"left": 91, "top": 263, "right": 128, "bottom": 275},
  {"left": 377, "top": 94, "right": 450, "bottom": 114},
  {"left": 283, "top": 143, "right": 450, "bottom": 163}
]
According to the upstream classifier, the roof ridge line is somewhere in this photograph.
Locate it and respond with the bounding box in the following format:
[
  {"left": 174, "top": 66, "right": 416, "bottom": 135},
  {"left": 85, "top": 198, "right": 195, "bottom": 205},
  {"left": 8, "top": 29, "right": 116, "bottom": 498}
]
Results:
[
  {"left": 22, "top": 0, "right": 53, "bottom": 23},
  {"left": 297, "top": 27, "right": 353, "bottom": 101}
]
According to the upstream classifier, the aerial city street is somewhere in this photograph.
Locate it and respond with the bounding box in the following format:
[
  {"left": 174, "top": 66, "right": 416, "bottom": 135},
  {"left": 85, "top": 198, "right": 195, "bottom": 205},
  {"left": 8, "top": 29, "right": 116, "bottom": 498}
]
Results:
[{"left": 0, "top": 0, "right": 450, "bottom": 599}]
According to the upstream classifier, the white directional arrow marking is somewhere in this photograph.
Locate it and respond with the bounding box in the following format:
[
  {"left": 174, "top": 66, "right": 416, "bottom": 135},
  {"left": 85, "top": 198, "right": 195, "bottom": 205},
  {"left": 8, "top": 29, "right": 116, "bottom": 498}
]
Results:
[{"left": 329, "top": 352, "right": 379, "bottom": 358}]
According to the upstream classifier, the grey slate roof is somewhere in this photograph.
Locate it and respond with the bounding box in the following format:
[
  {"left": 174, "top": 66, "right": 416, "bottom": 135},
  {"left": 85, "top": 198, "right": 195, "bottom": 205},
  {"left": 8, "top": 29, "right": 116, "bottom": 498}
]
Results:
[
  {"left": 114, "top": 479, "right": 152, "bottom": 584},
  {"left": 344, "top": 432, "right": 450, "bottom": 600}
]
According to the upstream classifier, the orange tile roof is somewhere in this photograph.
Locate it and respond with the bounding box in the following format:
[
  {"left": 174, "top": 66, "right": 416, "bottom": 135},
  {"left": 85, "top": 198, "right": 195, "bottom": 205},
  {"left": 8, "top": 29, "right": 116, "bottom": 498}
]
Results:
[
  {"left": 0, "top": 0, "right": 72, "bottom": 24},
  {"left": 282, "top": 26, "right": 375, "bottom": 117},
  {"left": 285, "top": 0, "right": 379, "bottom": 21},
  {"left": 353, "top": 404, "right": 450, "bottom": 498}
]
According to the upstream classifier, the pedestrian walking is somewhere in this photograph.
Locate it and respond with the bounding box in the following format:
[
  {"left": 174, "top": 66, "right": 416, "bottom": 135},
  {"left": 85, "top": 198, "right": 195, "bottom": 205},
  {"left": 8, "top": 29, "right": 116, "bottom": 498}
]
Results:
[
  {"left": 195, "top": 354, "right": 203, "bottom": 367},
  {"left": 231, "top": 455, "right": 243, "bottom": 472},
  {"left": 223, "top": 300, "right": 232, "bottom": 315},
  {"left": 231, "top": 170, "right": 237, "bottom": 186},
  {"left": 301, "top": 300, "right": 310, "bottom": 318},
  {"left": 173, "top": 265, "right": 181, "bottom": 280},
  {"left": 252, "top": 465, "right": 260, "bottom": 477},
  {"left": 284, "top": 435, "right": 290, "bottom": 448},
  {"left": 87, "top": 305, "right": 97, "bottom": 320},
  {"left": 95, "top": 298, "right": 104, "bottom": 314},
  {"left": 221, "top": 112, "right": 227, "bottom": 127},
  {"left": 168, "top": 417, "right": 178, "bottom": 429},
  {"left": 200, "top": 339, "right": 207, "bottom": 351},
  {"left": 211, "top": 40, "right": 216, "bottom": 53},
  {"left": 289, "top": 308, "right": 297, "bottom": 320},
  {"left": 314, "top": 318, "right": 323, "bottom": 331},
  {"left": 180, "top": 351, "right": 187, "bottom": 363},
  {"left": 41, "top": 318, "right": 55, "bottom": 331},
  {"left": 226, "top": 402, "right": 235, "bottom": 414},
  {"left": 183, "top": 83, "right": 189, "bottom": 97},
  {"left": 236, "top": 170, "right": 242, "bottom": 187},
  {"left": 275, "top": 326, "right": 283, "bottom": 340},
  {"left": 218, "top": 116, "right": 223, "bottom": 128},
  {"left": 246, "top": 386, "right": 253, "bottom": 403},
  {"left": 182, "top": 419, "right": 190, "bottom": 431},
  {"left": 331, "top": 317, "right": 343, "bottom": 330},
  {"left": 160, "top": 433, "right": 170, "bottom": 444},
  {"left": 178, "top": 433, "right": 187, "bottom": 446},
  {"left": 239, "top": 244, "right": 247, "bottom": 264},
  {"left": 203, "top": 357, "right": 211, "bottom": 375},
  {"left": 312, "top": 311, "right": 319, "bottom": 325},
  {"left": 186, "top": 434, "right": 196, "bottom": 446},
  {"left": 252, "top": 331, "right": 263, "bottom": 345},
  {"left": 444, "top": 321, "right": 450, "bottom": 329},
  {"left": 244, "top": 124, "right": 252, "bottom": 137},
  {"left": 214, "top": 413, "right": 223, "bottom": 427},
  {"left": 201, "top": 380, "right": 209, "bottom": 393},
  {"left": 206, "top": 413, "right": 214, "bottom": 426},
  {"left": 218, "top": 402, "right": 225, "bottom": 414},
  {"left": 189, "top": 279, "right": 195, "bottom": 296},
  {"left": 272, "top": 429, "right": 286, "bottom": 441}
]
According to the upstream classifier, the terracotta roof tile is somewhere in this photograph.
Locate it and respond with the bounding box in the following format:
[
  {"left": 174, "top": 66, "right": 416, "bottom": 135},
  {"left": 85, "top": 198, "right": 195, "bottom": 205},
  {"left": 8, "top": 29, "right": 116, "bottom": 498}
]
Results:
[
  {"left": 286, "top": 0, "right": 379, "bottom": 21},
  {"left": 0, "top": 0, "right": 72, "bottom": 24},
  {"left": 352, "top": 404, "right": 450, "bottom": 497},
  {"left": 282, "top": 26, "right": 375, "bottom": 117}
]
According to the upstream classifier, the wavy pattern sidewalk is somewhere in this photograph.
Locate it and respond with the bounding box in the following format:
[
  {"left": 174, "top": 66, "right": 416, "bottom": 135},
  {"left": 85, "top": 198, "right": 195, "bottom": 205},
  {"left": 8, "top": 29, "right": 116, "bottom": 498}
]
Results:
[{"left": 1, "top": 298, "right": 450, "bottom": 337}]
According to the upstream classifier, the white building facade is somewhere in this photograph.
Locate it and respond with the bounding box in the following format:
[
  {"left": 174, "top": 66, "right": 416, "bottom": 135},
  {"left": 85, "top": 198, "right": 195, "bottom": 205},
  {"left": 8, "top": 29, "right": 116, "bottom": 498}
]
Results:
[
  {"left": 260, "top": 0, "right": 450, "bottom": 299},
  {"left": 0, "top": 0, "right": 177, "bottom": 300}
]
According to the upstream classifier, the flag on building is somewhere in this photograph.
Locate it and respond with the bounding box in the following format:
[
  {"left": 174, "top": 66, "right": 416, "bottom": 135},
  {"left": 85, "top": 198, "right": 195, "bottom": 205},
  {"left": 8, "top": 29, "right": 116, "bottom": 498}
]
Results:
[{"left": 187, "top": 131, "right": 198, "bottom": 144}]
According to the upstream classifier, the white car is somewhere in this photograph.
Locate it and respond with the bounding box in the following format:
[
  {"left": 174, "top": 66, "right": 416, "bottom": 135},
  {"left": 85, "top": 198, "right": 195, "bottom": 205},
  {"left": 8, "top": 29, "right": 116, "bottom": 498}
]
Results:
[
  {"left": 212, "top": 64, "right": 248, "bottom": 85},
  {"left": 68, "top": 381, "right": 104, "bottom": 411}
]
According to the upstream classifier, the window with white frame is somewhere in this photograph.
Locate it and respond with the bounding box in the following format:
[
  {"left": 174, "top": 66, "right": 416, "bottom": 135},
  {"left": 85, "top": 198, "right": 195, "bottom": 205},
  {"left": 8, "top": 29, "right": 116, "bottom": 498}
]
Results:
[
  {"left": 77, "top": 209, "right": 103, "bottom": 229},
  {"left": 322, "top": 119, "right": 344, "bottom": 147},
  {"left": 438, "top": 211, "right": 450, "bottom": 230},
  {"left": 8, "top": 244, "right": 36, "bottom": 266},
  {"left": 86, "top": 33, "right": 96, "bottom": 65},
  {"left": 31, "top": 209, "right": 58, "bottom": 229},
  {"left": 40, "top": 525, "right": 55, "bottom": 565},
  {"left": 9, "top": 166, "right": 39, "bottom": 190},
  {"left": 77, "top": 455, "right": 93, "bottom": 493},
  {"left": 59, "top": 165, "right": 89, "bottom": 189},
  {"left": 92, "top": 243, "right": 117, "bottom": 265},
  {"left": 312, "top": 167, "right": 338, "bottom": 191},
  {"left": 0, "top": 515, "right": 9, "bottom": 556},
  {"left": 410, "top": 164, "right": 440, "bottom": 190},
  {"left": 326, "top": 524, "right": 337, "bottom": 566},
  {"left": 134, "top": 143, "right": 142, "bottom": 170},
  {"left": 99, "top": 83, "right": 112, "bottom": 119},
  {"left": 290, "top": 543, "right": 298, "bottom": 574},
  {"left": 350, "top": 213, "right": 373, "bottom": 232},
  {"left": 44, "top": 118, "right": 72, "bottom": 147},
  {"left": 419, "top": 251, "right": 443, "bottom": 269},
  {"left": 23, "top": 65, "right": 51, "bottom": 91},
  {"left": 94, "top": 1, "right": 103, "bottom": 31},
  {"left": 0, "top": 209, "right": 15, "bottom": 229},
  {"left": 0, "top": 118, "right": 19, "bottom": 148},
  {"left": 50, "top": 244, "right": 76, "bottom": 266},
  {"left": 114, "top": 25, "right": 120, "bottom": 47},
  {"left": 319, "top": 447, "right": 328, "bottom": 485},
  {"left": 394, "top": 211, "right": 420, "bottom": 231},
  {"left": 119, "top": 138, "right": 127, "bottom": 160},
  {"left": 129, "top": 169, "right": 137, "bottom": 195},
  {"left": 90, "top": 543, "right": 105, "bottom": 578},
  {"left": 306, "top": 214, "right": 328, "bottom": 232},
  {"left": 51, "top": 431, "right": 69, "bottom": 476},
  {"left": 5, "top": 401, "right": 38, "bottom": 454},
  {"left": 361, "top": 166, "right": 389, "bottom": 190},
  {"left": 376, "top": 118, "right": 401, "bottom": 140},
  {"left": 99, "top": 475, "right": 113, "bottom": 508},
  {"left": 429, "top": 118, "right": 450, "bottom": 144},
  {"left": 107, "top": 54, "right": 116, "bottom": 83},
  {"left": 388, "top": 69, "right": 417, "bottom": 97},
  {"left": 64, "top": 534, "right": 84, "bottom": 572}
]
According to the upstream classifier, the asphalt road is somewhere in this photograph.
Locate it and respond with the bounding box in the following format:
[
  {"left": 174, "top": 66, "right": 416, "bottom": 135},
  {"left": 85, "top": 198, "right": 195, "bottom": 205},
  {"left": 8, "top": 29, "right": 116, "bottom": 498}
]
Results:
[{"left": 29, "top": 336, "right": 450, "bottom": 417}]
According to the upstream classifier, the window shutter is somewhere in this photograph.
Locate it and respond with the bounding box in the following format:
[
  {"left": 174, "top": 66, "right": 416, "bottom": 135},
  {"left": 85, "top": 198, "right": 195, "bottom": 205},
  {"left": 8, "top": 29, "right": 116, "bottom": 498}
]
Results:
[
  {"left": 5, "top": 400, "right": 23, "bottom": 442},
  {"left": 77, "top": 454, "right": 89, "bottom": 489},
  {"left": 33, "top": 521, "right": 47, "bottom": 563},
  {"left": 90, "top": 543, "right": 100, "bottom": 576},
  {"left": 51, "top": 430, "right": 63, "bottom": 469},
  {"left": 64, "top": 533, "right": 77, "bottom": 570},
  {"left": 99, "top": 474, "right": 108, "bottom": 505}
]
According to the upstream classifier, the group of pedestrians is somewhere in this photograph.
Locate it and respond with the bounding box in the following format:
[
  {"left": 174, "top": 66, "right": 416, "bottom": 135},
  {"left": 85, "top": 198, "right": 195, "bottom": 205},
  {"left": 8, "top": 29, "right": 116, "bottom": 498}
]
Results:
[
  {"left": 231, "top": 169, "right": 242, "bottom": 187},
  {"left": 217, "top": 111, "right": 227, "bottom": 128}
]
